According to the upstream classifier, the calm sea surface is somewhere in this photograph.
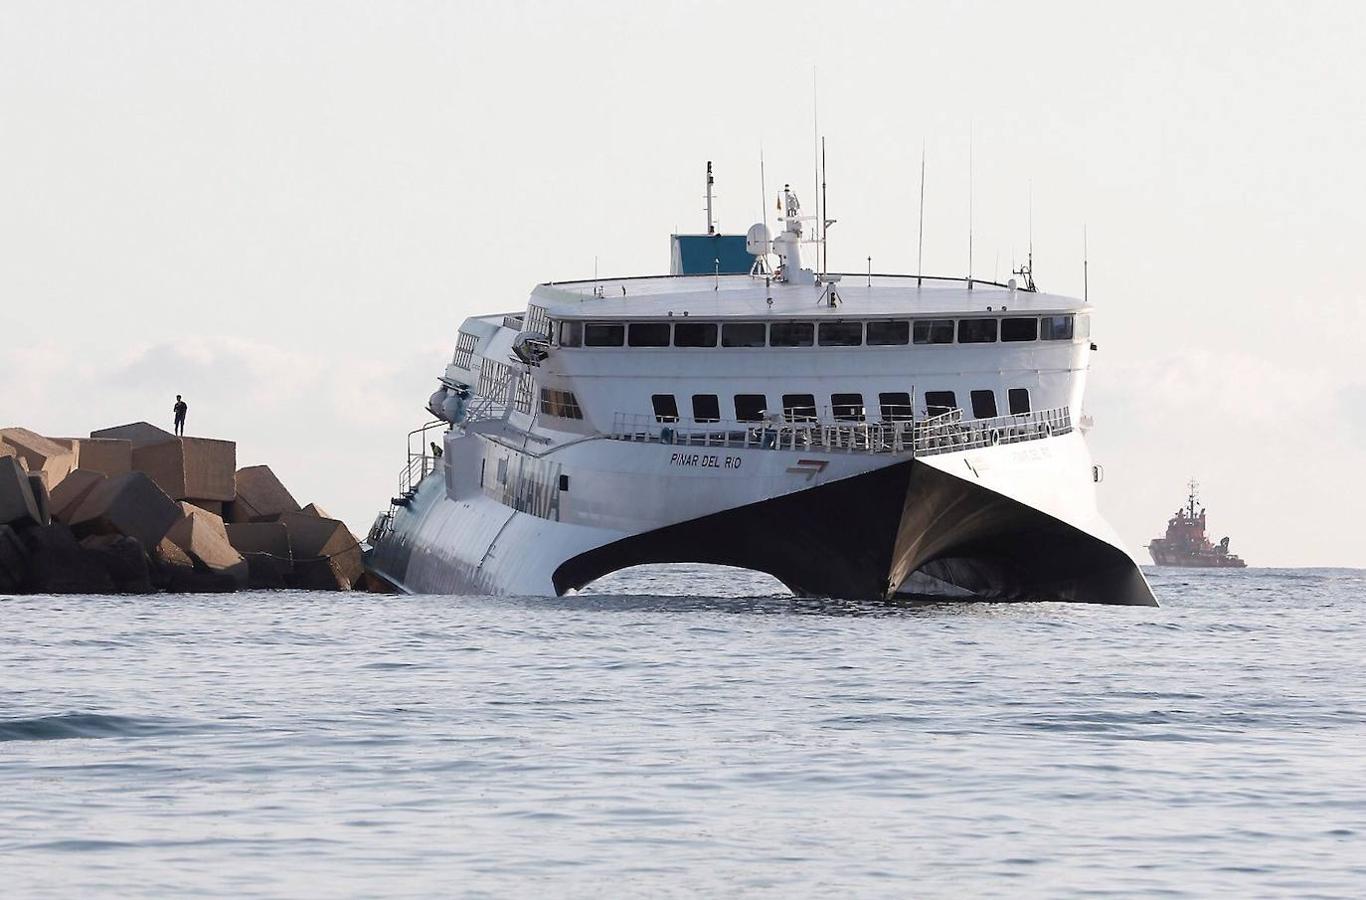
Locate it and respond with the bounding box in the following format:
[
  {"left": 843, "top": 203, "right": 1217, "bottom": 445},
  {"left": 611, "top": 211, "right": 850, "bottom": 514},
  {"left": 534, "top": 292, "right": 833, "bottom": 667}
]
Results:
[{"left": 2, "top": 567, "right": 1364, "bottom": 898}]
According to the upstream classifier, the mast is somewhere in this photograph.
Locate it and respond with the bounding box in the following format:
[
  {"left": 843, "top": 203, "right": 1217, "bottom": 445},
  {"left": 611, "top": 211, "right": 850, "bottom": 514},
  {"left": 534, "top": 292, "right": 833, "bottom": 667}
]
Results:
[{"left": 705, "top": 160, "right": 715, "bottom": 235}]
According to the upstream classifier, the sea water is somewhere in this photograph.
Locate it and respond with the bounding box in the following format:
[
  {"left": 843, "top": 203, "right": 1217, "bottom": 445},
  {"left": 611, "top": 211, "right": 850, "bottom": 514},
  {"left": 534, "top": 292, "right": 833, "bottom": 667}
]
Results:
[{"left": 2, "top": 567, "right": 1363, "bottom": 897}]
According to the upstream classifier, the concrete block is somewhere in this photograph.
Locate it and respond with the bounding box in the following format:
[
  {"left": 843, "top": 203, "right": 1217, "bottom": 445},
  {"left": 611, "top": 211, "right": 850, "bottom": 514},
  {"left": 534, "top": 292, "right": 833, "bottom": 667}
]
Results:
[
  {"left": 51, "top": 438, "right": 132, "bottom": 478},
  {"left": 148, "top": 539, "right": 237, "bottom": 593},
  {"left": 21, "top": 523, "right": 115, "bottom": 594},
  {"left": 167, "top": 515, "right": 248, "bottom": 588},
  {"left": 231, "top": 465, "right": 300, "bottom": 522},
  {"left": 132, "top": 437, "right": 236, "bottom": 502},
  {"left": 26, "top": 473, "right": 52, "bottom": 527},
  {"left": 0, "top": 457, "right": 43, "bottom": 529},
  {"left": 80, "top": 534, "right": 154, "bottom": 594},
  {"left": 69, "top": 472, "right": 182, "bottom": 548},
  {"left": 90, "top": 422, "right": 177, "bottom": 449},
  {"left": 278, "top": 511, "right": 361, "bottom": 590},
  {"left": 50, "top": 470, "right": 108, "bottom": 524},
  {"left": 300, "top": 503, "right": 331, "bottom": 519},
  {"left": 177, "top": 501, "right": 228, "bottom": 541},
  {"left": 0, "top": 524, "right": 29, "bottom": 592},
  {"left": 186, "top": 499, "right": 224, "bottom": 517},
  {"left": 0, "top": 428, "right": 73, "bottom": 489},
  {"left": 226, "top": 521, "right": 293, "bottom": 588}
]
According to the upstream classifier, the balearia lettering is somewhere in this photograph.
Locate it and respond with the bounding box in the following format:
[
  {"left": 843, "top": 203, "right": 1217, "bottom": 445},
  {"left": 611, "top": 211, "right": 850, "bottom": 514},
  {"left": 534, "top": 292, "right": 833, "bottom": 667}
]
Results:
[{"left": 669, "top": 452, "right": 742, "bottom": 470}]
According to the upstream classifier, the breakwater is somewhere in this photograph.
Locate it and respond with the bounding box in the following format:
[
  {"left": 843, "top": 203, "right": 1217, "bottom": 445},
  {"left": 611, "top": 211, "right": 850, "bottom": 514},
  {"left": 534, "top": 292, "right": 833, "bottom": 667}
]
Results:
[{"left": 1, "top": 422, "right": 379, "bottom": 594}]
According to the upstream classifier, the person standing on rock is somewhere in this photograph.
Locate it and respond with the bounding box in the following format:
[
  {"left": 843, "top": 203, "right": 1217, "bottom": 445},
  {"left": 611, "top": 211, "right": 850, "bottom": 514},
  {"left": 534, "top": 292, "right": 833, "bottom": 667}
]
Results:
[{"left": 173, "top": 395, "right": 188, "bottom": 436}]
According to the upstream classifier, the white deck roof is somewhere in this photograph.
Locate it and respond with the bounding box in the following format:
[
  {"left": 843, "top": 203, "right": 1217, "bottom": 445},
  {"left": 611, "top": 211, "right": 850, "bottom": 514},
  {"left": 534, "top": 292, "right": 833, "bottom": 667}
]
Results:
[{"left": 533, "top": 274, "right": 1084, "bottom": 320}]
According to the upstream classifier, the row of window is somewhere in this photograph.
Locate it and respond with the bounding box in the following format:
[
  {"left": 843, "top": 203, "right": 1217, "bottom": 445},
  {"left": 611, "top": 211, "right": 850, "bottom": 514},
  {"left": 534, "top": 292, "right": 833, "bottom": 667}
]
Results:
[
  {"left": 558, "top": 315, "right": 1083, "bottom": 349},
  {"left": 651, "top": 389, "right": 1031, "bottom": 424}
]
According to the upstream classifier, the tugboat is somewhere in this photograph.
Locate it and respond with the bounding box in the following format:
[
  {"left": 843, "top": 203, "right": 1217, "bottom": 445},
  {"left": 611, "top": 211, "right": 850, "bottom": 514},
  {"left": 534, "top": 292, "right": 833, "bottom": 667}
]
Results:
[{"left": 1147, "top": 481, "right": 1246, "bottom": 567}]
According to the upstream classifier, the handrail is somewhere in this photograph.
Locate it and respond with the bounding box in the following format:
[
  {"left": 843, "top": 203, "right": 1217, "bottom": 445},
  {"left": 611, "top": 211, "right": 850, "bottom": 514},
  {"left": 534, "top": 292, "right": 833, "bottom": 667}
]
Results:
[{"left": 606, "top": 406, "right": 1071, "bottom": 457}]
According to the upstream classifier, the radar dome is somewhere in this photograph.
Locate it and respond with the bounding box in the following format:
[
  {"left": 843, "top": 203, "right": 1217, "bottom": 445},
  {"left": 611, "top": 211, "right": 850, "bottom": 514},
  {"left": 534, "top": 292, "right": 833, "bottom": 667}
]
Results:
[{"left": 745, "top": 222, "right": 772, "bottom": 257}]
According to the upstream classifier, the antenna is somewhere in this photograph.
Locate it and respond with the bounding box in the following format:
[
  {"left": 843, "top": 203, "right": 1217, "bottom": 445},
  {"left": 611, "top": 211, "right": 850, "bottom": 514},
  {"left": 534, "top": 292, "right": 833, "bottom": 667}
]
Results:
[
  {"left": 1083, "top": 224, "right": 1089, "bottom": 303},
  {"left": 705, "top": 161, "right": 715, "bottom": 235},
  {"left": 812, "top": 67, "right": 821, "bottom": 274},
  {"left": 821, "top": 136, "right": 830, "bottom": 277},
  {"left": 758, "top": 144, "right": 767, "bottom": 227},
  {"left": 967, "top": 126, "right": 974, "bottom": 290},
  {"left": 916, "top": 141, "right": 925, "bottom": 287}
]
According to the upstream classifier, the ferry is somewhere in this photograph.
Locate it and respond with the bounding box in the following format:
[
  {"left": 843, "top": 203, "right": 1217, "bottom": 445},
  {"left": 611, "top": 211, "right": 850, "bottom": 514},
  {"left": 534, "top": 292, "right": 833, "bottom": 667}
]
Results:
[{"left": 365, "top": 165, "right": 1157, "bottom": 606}]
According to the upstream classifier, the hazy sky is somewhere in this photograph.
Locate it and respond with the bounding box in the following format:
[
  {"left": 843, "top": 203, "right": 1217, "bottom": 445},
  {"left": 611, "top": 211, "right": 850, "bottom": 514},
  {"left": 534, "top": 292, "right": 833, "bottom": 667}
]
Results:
[{"left": 3, "top": 1, "right": 1363, "bottom": 567}]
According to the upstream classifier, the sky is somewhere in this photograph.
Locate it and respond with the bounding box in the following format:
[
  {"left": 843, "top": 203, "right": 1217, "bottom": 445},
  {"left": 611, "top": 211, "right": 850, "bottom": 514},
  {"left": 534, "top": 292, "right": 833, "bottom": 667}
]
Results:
[{"left": 2, "top": 1, "right": 1363, "bottom": 567}]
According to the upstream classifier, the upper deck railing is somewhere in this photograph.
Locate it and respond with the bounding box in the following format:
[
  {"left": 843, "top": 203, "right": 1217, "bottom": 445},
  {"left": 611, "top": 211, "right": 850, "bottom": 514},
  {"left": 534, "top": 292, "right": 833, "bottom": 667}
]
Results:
[{"left": 607, "top": 406, "right": 1071, "bottom": 457}]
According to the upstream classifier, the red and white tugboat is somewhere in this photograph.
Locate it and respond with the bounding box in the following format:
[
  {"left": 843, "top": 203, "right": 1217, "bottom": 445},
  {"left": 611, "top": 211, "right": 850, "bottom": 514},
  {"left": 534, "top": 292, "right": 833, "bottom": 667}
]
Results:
[{"left": 1147, "top": 481, "right": 1247, "bottom": 568}]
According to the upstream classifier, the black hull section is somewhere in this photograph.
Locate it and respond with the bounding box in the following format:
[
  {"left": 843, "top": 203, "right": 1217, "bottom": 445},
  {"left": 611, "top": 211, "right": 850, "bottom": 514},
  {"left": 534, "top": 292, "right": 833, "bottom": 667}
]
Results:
[{"left": 554, "top": 459, "right": 1156, "bottom": 606}]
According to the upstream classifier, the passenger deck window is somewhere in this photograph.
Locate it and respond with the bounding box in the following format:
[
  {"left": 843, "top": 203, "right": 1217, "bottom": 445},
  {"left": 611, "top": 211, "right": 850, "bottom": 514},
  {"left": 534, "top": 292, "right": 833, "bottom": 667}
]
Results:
[
  {"left": 924, "top": 390, "right": 957, "bottom": 416},
  {"left": 629, "top": 323, "right": 671, "bottom": 347},
  {"left": 652, "top": 394, "right": 679, "bottom": 422},
  {"left": 1041, "top": 315, "right": 1074, "bottom": 341},
  {"left": 1001, "top": 317, "right": 1038, "bottom": 342},
  {"left": 674, "top": 322, "right": 718, "bottom": 347},
  {"left": 770, "top": 322, "right": 815, "bottom": 347},
  {"left": 818, "top": 322, "right": 863, "bottom": 346},
  {"left": 734, "top": 394, "right": 767, "bottom": 422},
  {"left": 722, "top": 322, "right": 767, "bottom": 348},
  {"left": 692, "top": 394, "right": 720, "bottom": 422},
  {"left": 782, "top": 393, "right": 817, "bottom": 421},
  {"left": 831, "top": 393, "right": 864, "bottom": 421},
  {"left": 539, "top": 388, "right": 584, "bottom": 419},
  {"left": 913, "top": 320, "right": 955, "bottom": 344},
  {"left": 971, "top": 390, "right": 998, "bottom": 419},
  {"left": 867, "top": 320, "right": 910, "bottom": 345},
  {"left": 958, "top": 319, "right": 998, "bottom": 343},
  {"left": 879, "top": 392, "right": 913, "bottom": 421},
  {"left": 558, "top": 321, "right": 583, "bottom": 347},
  {"left": 1008, "top": 388, "right": 1030, "bottom": 415},
  {"left": 584, "top": 323, "right": 625, "bottom": 347}
]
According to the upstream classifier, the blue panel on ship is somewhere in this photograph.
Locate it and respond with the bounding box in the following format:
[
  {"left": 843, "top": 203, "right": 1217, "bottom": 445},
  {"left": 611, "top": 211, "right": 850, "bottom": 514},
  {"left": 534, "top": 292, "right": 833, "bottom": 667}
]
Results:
[{"left": 672, "top": 234, "right": 753, "bottom": 275}]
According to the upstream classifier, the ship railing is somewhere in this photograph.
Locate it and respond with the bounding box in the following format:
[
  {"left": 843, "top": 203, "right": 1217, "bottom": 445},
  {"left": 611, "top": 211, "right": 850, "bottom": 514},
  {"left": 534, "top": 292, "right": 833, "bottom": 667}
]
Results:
[
  {"left": 913, "top": 406, "right": 1072, "bottom": 456},
  {"left": 606, "top": 406, "right": 1071, "bottom": 457},
  {"left": 502, "top": 313, "right": 525, "bottom": 330}
]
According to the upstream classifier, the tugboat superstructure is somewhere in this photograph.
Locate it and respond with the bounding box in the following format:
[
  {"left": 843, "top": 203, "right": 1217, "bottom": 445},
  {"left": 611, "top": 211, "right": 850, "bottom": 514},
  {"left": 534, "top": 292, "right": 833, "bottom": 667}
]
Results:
[
  {"left": 1147, "top": 481, "right": 1247, "bottom": 568},
  {"left": 366, "top": 167, "right": 1156, "bottom": 606}
]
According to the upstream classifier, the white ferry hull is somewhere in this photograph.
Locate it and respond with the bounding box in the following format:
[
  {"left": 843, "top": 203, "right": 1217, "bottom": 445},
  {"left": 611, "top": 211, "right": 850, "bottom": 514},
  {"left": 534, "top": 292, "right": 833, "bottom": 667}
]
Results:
[{"left": 367, "top": 428, "right": 1156, "bottom": 606}]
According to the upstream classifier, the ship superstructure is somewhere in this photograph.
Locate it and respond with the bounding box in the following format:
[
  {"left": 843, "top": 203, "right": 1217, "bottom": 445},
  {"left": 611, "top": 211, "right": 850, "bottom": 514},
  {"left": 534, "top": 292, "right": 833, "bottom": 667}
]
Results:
[
  {"left": 1147, "top": 481, "right": 1246, "bottom": 568},
  {"left": 365, "top": 167, "right": 1156, "bottom": 605}
]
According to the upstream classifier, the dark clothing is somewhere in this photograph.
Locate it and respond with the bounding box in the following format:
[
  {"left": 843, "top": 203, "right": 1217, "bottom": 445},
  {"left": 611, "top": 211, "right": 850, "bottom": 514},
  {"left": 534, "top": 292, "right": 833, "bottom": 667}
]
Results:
[{"left": 173, "top": 401, "right": 188, "bottom": 436}]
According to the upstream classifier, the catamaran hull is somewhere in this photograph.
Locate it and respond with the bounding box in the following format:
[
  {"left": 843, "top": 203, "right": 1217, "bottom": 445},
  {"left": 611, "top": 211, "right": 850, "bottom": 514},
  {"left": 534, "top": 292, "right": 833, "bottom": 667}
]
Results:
[{"left": 366, "top": 429, "right": 1156, "bottom": 606}]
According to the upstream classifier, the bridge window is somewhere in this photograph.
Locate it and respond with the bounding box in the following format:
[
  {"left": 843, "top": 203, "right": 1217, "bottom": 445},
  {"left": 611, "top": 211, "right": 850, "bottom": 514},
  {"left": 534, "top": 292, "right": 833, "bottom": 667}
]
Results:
[
  {"left": 867, "top": 320, "right": 910, "bottom": 345},
  {"left": 674, "top": 322, "right": 718, "bottom": 347},
  {"left": 652, "top": 394, "right": 679, "bottom": 422},
  {"left": 782, "top": 393, "right": 817, "bottom": 421},
  {"left": 629, "top": 322, "right": 671, "bottom": 347},
  {"left": 734, "top": 394, "right": 767, "bottom": 422},
  {"left": 924, "top": 390, "right": 957, "bottom": 416},
  {"left": 584, "top": 323, "right": 625, "bottom": 347},
  {"left": 770, "top": 322, "right": 815, "bottom": 347},
  {"left": 692, "top": 394, "right": 720, "bottom": 422},
  {"left": 913, "top": 319, "right": 955, "bottom": 344},
  {"left": 558, "top": 321, "right": 582, "bottom": 348},
  {"left": 958, "top": 319, "right": 998, "bottom": 343},
  {"left": 818, "top": 322, "right": 863, "bottom": 346},
  {"left": 1001, "top": 317, "right": 1038, "bottom": 342},
  {"left": 722, "top": 322, "right": 767, "bottom": 347},
  {"left": 971, "top": 390, "right": 998, "bottom": 419},
  {"left": 879, "top": 392, "right": 913, "bottom": 421},
  {"left": 1041, "top": 315, "right": 1074, "bottom": 340},
  {"left": 831, "top": 393, "right": 864, "bottom": 421},
  {"left": 539, "top": 388, "right": 583, "bottom": 419},
  {"left": 1008, "top": 388, "right": 1031, "bottom": 414}
]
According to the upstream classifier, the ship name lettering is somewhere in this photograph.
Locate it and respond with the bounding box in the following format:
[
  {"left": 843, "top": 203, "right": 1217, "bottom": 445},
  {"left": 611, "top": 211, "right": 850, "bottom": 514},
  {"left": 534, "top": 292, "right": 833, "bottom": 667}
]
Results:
[{"left": 669, "top": 452, "right": 741, "bottom": 470}]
